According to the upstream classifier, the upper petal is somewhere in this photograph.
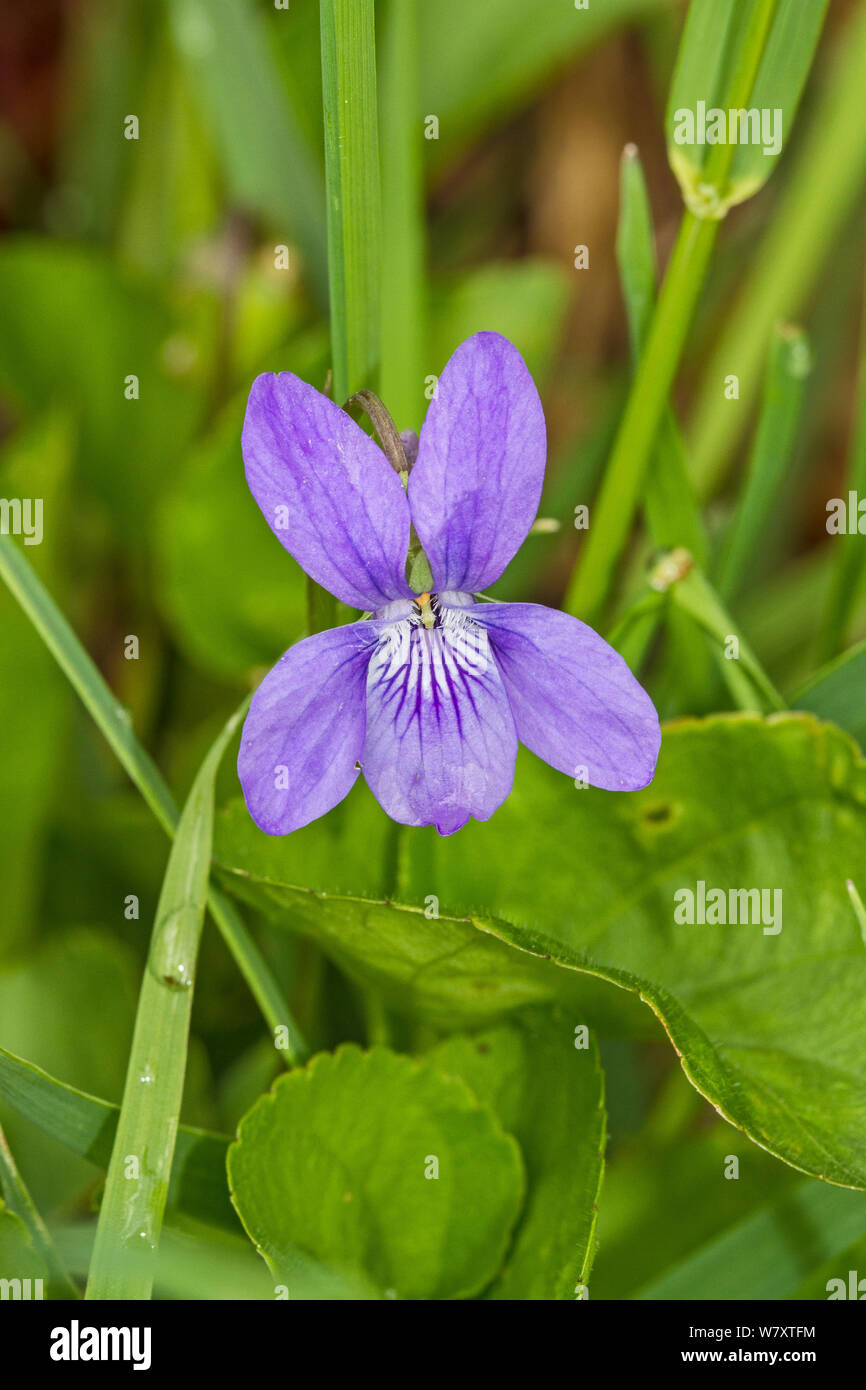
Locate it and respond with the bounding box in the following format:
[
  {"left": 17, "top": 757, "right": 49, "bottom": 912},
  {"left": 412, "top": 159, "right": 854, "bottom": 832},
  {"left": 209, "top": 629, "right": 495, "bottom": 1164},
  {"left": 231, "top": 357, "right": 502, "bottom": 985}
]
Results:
[
  {"left": 238, "top": 620, "right": 377, "bottom": 835},
  {"left": 242, "top": 373, "right": 413, "bottom": 610},
  {"left": 472, "top": 602, "right": 660, "bottom": 791},
  {"left": 362, "top": 607, "right": 517, "bottom": 835},
  {"left": 408, "top": 332, "right": 546, "bottom": 593}
]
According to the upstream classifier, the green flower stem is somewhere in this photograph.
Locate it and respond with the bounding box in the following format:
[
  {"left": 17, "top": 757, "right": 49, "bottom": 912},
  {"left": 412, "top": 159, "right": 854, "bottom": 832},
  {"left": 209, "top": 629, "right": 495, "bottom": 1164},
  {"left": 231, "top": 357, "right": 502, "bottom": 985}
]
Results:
[
  {"left": 361, "top": 987, "right": 392, "bottom": 1048},
  {"left": 565, "top": 0, "right": 781, "bottom": 623},
  {"left": 615, "top": 141, "right": 714, "bottom": 714},
  {"left": 343, "top": 389, "right": 409, "bottom": 477},
  {"left": 0, "top": 534, "right": 306, "bottom": 1066},
  {"left": 85, "top": 703, "right": 245, "bottom": 1301},
  {"left": 0, "top": 1122, "right": 79, "bottom": 1298},
  {"left": 616, "top": 143, "right": 708, "bottom": 564},
  {"left": 565, "top": 209, "right": 718, "bottom": 621}
]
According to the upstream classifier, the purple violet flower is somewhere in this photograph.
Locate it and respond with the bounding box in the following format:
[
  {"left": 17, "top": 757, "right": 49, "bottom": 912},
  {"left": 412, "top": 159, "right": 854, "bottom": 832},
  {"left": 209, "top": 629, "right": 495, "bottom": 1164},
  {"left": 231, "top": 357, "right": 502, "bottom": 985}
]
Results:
[{"left": 238, "top": 331, "right": 660, "bottom": 837}]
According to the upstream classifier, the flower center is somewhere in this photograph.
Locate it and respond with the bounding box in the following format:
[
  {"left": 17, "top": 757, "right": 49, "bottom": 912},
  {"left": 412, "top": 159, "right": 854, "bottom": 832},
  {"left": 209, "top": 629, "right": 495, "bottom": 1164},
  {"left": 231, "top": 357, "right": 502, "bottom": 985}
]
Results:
[{"left": 412, "top": 591, "right": 438, "bottom": 630}]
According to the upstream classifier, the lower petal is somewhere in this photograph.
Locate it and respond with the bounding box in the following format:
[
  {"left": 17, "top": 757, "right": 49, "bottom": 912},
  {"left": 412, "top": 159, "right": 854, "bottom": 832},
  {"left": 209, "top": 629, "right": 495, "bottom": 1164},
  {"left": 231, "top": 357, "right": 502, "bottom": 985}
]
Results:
[
  {"left": 472, "top": 602, "right": 660, "bottom": 791},
  {"left": 363, "top": 609, "right": 517, "bottom": 835},
  {"left": 238, "top": 621, "right": 376, "bottom": 835}
]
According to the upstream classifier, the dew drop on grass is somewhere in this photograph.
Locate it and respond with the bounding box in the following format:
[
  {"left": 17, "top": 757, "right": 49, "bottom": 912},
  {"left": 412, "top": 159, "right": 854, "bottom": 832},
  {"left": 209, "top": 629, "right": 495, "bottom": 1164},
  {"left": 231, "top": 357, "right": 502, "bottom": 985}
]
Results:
[
  {"left": 148, "top": 908, "right": 195, "bottom": 989},
  {"left": 159, "top": 961, "right": 193, "bottom": 991}
]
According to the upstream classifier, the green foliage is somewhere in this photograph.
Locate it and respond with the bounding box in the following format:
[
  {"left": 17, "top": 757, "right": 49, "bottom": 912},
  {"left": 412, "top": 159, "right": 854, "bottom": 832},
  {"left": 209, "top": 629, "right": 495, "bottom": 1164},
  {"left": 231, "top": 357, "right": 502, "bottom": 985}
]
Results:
[
  {"left": 428, "top": 1009, "right": 606, "bottom": 1300},
  {"left": 716, "top": 324, "right": 811, "bottom": 601},
  {"left": 0, "top": 1047, "right": 233, "bottom": 1231},
  {"left": 228, "top": 1044, "right": 524, "bottom": 1299},
  {"left": 793, "top": 641, "right": 866, "bottom": 750},
  {"left": 320, "top": 0, "right": 382, "bottom": 402},
  {"left": 0, "top": 418, "right": 71, "bottom": 953},
  {"left": 156, "top": 401, "right": 307, "bottom": 681},
  {"left": 378, "top": 0, "right": 426, "bottom": 432},
  {"left": 86, "top": 702, "right": 245, "bottom": 1299},
  {"left": 593, "top": 1066, "right": 801, "bottom": 1299},
  {"left": 617, "top": 146, "right": 706, "bottom": 562},
  {"left": 690, "top": 0, "right": 866, "bottom": 492},
  {"left": 218, "top": 715, "right": 866, "bottom": 1189},
  {"left": 0, "top": 932, "right": 138, "bottom": 1215},
  {"left": 0, "top": 0, "right": 862, "bottom": 1305},
  {"left": 636, "top": 1181, "right": 866, "bottom": 1300},
  {"left": 430, "top": 261, "right": 570, "bottom": 394},
  {"left": 419, "top": 0, "right": 670, "bottom": 161},
  {"left": 666, "top": 0, "right": 828, "bottom": 215},
  {"left": 170, "top": 0, "right": 327, "bottom": 298},
  {"left": 822, "top": 272, "right": 866, "bottom": 657},
  {"left": 0, "top": 1202, "right": 46, "bottom": 1283},
  {"left": 0, "top": 241, "right": 202, "bottom": 532}
]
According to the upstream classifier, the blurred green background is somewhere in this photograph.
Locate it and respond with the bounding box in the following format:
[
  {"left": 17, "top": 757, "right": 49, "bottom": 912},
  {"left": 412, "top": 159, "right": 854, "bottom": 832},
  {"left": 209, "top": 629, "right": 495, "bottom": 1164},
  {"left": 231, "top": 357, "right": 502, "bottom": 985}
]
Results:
[{"left": 0, "top": 0, "right": 865, "bottom": 1298}]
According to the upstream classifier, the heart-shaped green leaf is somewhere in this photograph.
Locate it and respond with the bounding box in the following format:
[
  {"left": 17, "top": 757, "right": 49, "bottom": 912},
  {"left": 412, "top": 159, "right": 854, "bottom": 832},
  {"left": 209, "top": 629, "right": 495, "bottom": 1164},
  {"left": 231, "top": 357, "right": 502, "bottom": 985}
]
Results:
[
  {"left": 217, "top": 714, "right": 866, "bottom": 1188},
  {"left": 227, "top": 1044, "right": 525, "bottom": 1299},
  {"left": 427, "top": 1008, "right": 606, "bottom": 1299}
]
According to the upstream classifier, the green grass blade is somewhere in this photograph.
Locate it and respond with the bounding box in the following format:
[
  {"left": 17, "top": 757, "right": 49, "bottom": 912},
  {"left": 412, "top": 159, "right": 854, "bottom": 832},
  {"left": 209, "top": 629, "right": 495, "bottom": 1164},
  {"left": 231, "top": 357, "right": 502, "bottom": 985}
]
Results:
[
  {"left": 0, "top": 534, "right": 305, "bottom": 1064},
  {"left": 0, "top": 534, "right": 175, "bottom": 834},
  {"left": 57, "top": 1218, "right": 275, "bottom": 1301},
  {"left": 617, "top": 144, "right": 659, "bottom": 353},
  {"left": 847, "top": 880, "right": 866, "bottom": 945},
  {"left": 791, "top": 638, "right": 866, "bottom": 748},
  {"left": 671, "top": 565, "right": 786, "bottom": 712},
  {"left": 378, "top": 0, "right": 425, "bottom": 432},
  {"left": 209, "top": 890, "right": 307, "bottom": 1065},
  {"left": 170, "top": 0, "right": 327, "bottom": 302},
  {"left": 567, "top": 0, "right": 784, "bottom": 622},
  {"left": 566, "top": 207, "right": 718, "bottom": 621},
  {"left": 320, "top": 0, "right": 381, "bottom": 404},
  {"left": 635, "top": 1179, "right": 866, "bottom": 1300},
  {"left": 717, "top": 323, "right": 811, "bottom": 602},
  {"left": 418, "top": 0, "right": 667, "bottom": 166},
  {"left": 690, "top": 2, "right": 866, "bottom": 493},
  {"left": 0, "top": 1048, "right": 232, "bottom": 1231},
  {"left": 85, "top": 703, "right": 245, "bottom": 1300},
  {"left": 666, "top": 0, "right": 827, "bottom": 217},
  {"left": 0, "top": 1123, "right": 78, "bottom": 1298},
  {"left": 678, "top": 0, "right": 781, "bottom": 199},
  {"left": 606, "top": 586, "right": 667, "bottom": 673},
  {"left": 616, "top": 143, "right": 707, "bottom": 563},
  {"left": 845, "top": 878, "right": 866, "bottom": 945},
  {"left": 822, "top": 273, "right": 866, "bottom": 657}
]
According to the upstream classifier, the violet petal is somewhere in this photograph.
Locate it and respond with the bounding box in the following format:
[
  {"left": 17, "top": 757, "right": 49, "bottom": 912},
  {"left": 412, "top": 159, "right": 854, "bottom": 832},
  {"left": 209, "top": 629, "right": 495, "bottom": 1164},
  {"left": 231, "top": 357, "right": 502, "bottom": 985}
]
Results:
[
  {"left": 473, "top": 601, "right": 661, "bottom": 790},
  {"left": 242, "top": 373, "right": 413, "bottom": 610},
  {"left": 408, "top": 332, "right": 546, "bottom": 593},
  {"left": 238, "top": 621, "right": 377, "bottom": 834}
]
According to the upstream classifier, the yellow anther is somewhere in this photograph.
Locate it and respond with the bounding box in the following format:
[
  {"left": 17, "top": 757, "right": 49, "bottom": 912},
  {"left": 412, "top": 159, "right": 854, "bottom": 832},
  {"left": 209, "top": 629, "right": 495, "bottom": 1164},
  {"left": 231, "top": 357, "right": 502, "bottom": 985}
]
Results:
[{"left": 414, "top": 592, "right": 436, "bottom": 629}]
